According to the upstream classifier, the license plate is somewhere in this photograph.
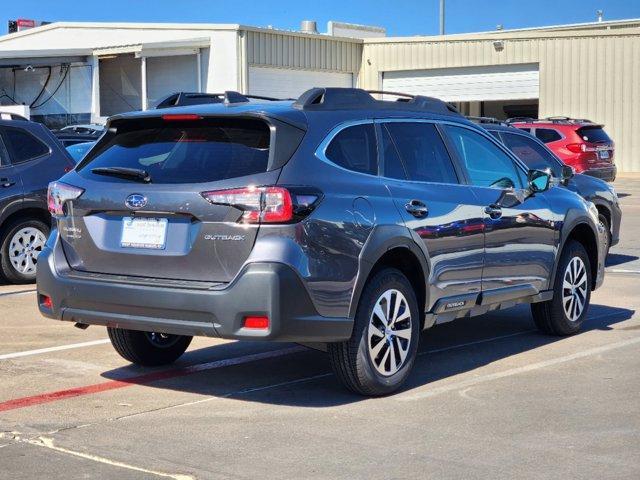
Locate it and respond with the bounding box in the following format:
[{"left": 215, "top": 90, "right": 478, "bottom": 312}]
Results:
[
  {"left": 121, "top": 217, "right": 168, "bottom": 250},
  {"left": 599, "top": 150, "right": 610, "bottom": 160}
]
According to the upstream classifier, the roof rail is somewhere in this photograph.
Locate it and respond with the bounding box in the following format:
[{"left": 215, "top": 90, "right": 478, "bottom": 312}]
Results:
[
  {"left": 506, "top": 116, "right": 595, "bottom": 125},
  {"left": 293, "top": 88, "right": 461, "bottom": 116},
  {"left": 505, "top": 116, "right": 536, "bottom": 124},
  {"left": 155, "top": 91, "right": 284, "bottom": 109},
  {"left": 0, "top": 111, "right": 30, "bottom": 121},
  {"left": 467, "top": 116, "right": 510, "bottom": 126}
]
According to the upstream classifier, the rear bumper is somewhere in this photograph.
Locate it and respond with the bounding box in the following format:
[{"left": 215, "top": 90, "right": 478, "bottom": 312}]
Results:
[
  {"left": 583, "top": 165, "right": 617, "bottom": 182},
  {"left": 37, "top": 234, "right": 353, "bottom": 343}
]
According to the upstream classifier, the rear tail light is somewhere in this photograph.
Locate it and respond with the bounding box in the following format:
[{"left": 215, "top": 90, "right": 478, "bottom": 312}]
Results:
[
  {"left": 566, "top": 143, "right": 586, "bottom": 153},
  {"left": 201, "top": 186, "right": 320, "bottom": 224},
  {"left": 47, "top": 182, "right": 84, "bottom": 216}
]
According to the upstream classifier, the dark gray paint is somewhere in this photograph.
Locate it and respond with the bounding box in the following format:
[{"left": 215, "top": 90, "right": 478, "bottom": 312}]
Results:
[{"left": 38, "top": 97, "right": 606, "bottom": 342}]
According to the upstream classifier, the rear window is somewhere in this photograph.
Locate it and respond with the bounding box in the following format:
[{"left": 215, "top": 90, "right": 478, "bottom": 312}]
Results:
[
  {"left": 534, "top": 128, "right": 563, "bottom": 144},
  {"left": 577, "top": 126, "right": 611, "bottom": 144},
  {"left": 78, "top": 118, "right": 270, "bottom": 184}
]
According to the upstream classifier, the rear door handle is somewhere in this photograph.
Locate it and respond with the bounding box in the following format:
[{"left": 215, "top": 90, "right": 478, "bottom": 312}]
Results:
[
  {"left": 484, "top": 204, "right": 502, "bottom": 219},
  {"left": 405, "top": 199, "right": 428, "bottom": 218},
  {"left": 0, "top": 178, "right": 16, "bottom": 188}
]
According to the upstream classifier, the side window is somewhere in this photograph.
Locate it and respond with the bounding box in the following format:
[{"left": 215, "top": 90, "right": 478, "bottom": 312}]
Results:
[
  {"left": 443, "top": 125, "right": 523, "bottom": 189},
  {"left": 382, "top": 122, "right": 458, "bottom": 184},
  {"left": 325, "top": 123, "right": 377, "bottom": 175},
  {"left": 501, "top": 133, "right": 562, "bottom": 177},
  {"left": 1, "top": 127, "right": 50, "bottom": 164},
  {"left": 534, "top": 128, "right": 562, "bottom": 144}
]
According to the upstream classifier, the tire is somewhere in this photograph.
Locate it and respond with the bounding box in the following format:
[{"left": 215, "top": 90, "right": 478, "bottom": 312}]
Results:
[
  {"left": 531, "top": 240, "right": 592, "bottom": 336},
  {"left": 598, "top": 213, "right": 611, "bottom": 256},
  {"left": 107, "top": 327, "right": 192, "bottom": 366},
  {"left": 0, "top": 218, "right": 49, "bottom": 284},
  {"left": 328, "top": 268, "right": 420, "bottom": 396}
]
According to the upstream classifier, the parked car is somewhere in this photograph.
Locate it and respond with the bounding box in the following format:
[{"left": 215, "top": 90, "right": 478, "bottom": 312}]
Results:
[
  {"left": 0, "top": 117, "right": 75, "bottom": 283},
  {"left": 52, "top": 124, "right": 104, "bottom": 147},
  {"left": 476, "top": 119, "right": 621, "bottom": 254},
  {"left": 508, "top": 117, "right": 616, "bottom": 182},
  {"left": 66, "top": 141, "right": 96, "bottom": 163},
  {"left": 37, "top": 88, "right": 606, "bottom": 396}
]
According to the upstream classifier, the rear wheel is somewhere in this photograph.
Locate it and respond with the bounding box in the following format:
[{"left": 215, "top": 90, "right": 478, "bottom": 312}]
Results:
[
  {"left": 531, "top": 240, "right": 591, "bottom": 335},
  {"left": 0, "top": 218, "right": 49, "bottom": 284},
  {"left": 107, "top": 327, "right": 192, "bottom": 366},
  {"left": 328, "top": 268, "right": 420, "bottom": 396}
]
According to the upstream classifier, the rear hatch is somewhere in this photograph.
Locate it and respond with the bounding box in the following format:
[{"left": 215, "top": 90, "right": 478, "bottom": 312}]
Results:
[
  {"left": 57, "top": 114, "right": 302, "bottom": 283},
  {"left": 577, "top": 125, "right": 614, "bottom": 168}
]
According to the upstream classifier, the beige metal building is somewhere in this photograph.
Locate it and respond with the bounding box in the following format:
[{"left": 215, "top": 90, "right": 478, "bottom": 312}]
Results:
[
  {"left": 359, "top": 19, "right": 640, "bottom": 173},
  {"left": 1, "top": 18, "right": 639, "bottom": 172}
]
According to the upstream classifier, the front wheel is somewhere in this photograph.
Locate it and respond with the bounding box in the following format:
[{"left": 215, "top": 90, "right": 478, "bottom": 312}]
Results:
[
  {"left": 328, "top": 268, "right": 420, "bottom": 396},
  {"left": 107, "top": 328, "right": 192, "bottom": 366},
  {"left": 531, "top": 240, "right": 592, "bottom": 335}
]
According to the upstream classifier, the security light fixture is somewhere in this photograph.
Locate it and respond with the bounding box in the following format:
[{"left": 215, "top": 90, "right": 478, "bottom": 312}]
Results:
[{"left": 493, "top": 40, "right": 505, "bottom": 52}]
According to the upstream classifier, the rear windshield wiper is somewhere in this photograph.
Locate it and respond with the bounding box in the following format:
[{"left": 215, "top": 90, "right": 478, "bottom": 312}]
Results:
[{"left": 91, "top": 167, "right": 152, "bottom": 183}]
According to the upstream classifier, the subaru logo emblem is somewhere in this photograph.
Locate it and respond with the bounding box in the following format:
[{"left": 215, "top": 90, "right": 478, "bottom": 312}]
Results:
[{"left": 125, "top": 194, "right": 147, "bottom": 209}]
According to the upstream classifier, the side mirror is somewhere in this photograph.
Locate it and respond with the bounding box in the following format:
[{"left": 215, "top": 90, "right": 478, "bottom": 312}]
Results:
[
  {"left": 527, "top": 169, "right": 551, "bottom": 193},
  {"left": 561, "top": 165, "right": 575, "bottom": 183}
]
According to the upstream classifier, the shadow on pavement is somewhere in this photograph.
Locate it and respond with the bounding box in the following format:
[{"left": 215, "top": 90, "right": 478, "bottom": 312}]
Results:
[
  {"left": 100, "top": 303, "right": 634, "bottom": 407},
  {"left": 606, "top": 253, "right": 640, "bottom": 267}
]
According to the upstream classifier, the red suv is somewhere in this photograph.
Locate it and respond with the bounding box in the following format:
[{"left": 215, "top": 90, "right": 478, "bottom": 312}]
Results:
[{"left": 509, "top": 117, "right": 616, "bottom": 182}]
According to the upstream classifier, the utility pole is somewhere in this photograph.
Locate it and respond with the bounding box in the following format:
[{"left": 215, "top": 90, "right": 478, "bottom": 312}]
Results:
[{"left": 439, "top": 0, "right": 445, "bottom": 35}]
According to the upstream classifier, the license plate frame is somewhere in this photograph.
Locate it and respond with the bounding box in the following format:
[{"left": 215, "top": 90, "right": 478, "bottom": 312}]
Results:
[{"left": 120, "top": 217, "right": 168, "bottom": 250}]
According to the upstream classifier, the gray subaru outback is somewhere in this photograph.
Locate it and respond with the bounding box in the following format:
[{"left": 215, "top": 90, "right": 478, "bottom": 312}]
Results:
[{"left": 37, "top": 88, "right": 606, "bottom": 396}]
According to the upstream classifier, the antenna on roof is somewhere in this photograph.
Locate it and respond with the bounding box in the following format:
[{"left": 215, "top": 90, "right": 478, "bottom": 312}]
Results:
[{"left": 596, "top": 9, "right": 604, "bottom": 22}]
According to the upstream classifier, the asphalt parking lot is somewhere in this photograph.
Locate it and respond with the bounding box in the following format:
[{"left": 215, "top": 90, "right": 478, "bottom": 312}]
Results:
[{"left": 1, "top": 177, "right": 639, "bottom": 480}]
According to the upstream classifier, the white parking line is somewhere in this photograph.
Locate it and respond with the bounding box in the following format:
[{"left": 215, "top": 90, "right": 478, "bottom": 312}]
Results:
[
  {"left": 0, "top": 288, "right": 36, "bottom": 298},
  {"left": 0, "top": 339, "right": 111, "bottom": 361},
  {"left": 21, "top": 436, "right": 193, "bottom": 480},
  {"left": 397, "top": 335, "right": 640, "bottom": 401}
]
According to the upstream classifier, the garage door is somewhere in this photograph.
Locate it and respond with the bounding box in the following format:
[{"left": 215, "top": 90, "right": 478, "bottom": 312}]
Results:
[
  {"left": 383, "top": 64, "right": 539, "bottom": 102},
  {"left": 248, "top": 67, "right": 353, "bottom": 99}
]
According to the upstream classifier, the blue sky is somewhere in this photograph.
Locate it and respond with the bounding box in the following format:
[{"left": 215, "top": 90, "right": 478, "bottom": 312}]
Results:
[{"left": 2, "top": 0, "right": 640, "bottom": 36}]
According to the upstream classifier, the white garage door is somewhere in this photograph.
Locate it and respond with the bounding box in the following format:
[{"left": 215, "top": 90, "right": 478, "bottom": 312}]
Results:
[
  {"left": 249, "top": 67, "right": 353, "bottom": 99},
  {"left": 383, "top": 64, "right": 539, "bottom": 102}
]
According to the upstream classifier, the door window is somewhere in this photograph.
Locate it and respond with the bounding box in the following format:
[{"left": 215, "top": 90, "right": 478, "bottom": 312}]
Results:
[
  {"left": 1, "top": 127, "right": 50, "bottom": 164},
  {"left": 501, "top": 132, "right": 562, "bottom": 177},
  {"left": 444, "top": 125, "right": 523, "bottom": 189},
  {"left": 381, "top": 122, "right": 458, "bottom": 184}
]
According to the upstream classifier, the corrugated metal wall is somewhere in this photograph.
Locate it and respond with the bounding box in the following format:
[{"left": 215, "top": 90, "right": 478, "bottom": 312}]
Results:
[
  {"left": 245, "top": 30, "right": 362, "bottom": 73},
  {"left": 361, "top": 32, "right": 640, "bottom": 172}
]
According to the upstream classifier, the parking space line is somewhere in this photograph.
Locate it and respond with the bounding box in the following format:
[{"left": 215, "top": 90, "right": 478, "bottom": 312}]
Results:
[
  {"left": 22, "top": 436, "right": 193, "bottom": 479},
  {"left": 0, "top": 346, "right": 304, "bottom": 413},
  {"left": 0, "top": 339, "right": 111, "bottom": 361},
  {"left": 398, "top": 335, "right": 640, "bottom": 401},
  {"left": 0, "top": 288, "right": 36, "bottom": 298}
]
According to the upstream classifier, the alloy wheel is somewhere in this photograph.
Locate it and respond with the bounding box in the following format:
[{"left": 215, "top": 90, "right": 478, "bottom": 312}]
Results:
[
  {"left": 367, "top": 288, "right": 413, "bottom": 376},
  {"left": 8, "top": 227, "right": 46, "bottom": 275},
  {"left": 562, "top": 256, "right": 588, "bottom": 322}
]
